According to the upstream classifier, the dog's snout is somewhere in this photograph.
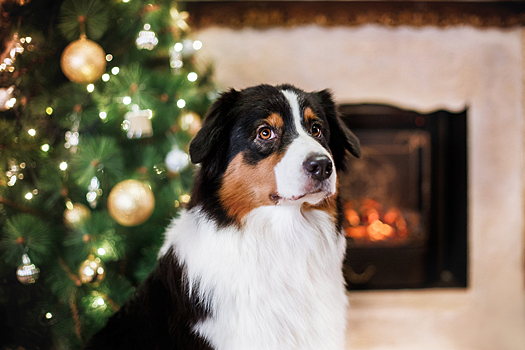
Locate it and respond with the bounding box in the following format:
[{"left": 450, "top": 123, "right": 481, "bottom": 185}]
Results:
[{"left": 303, "top": 154, "right": 333, "bottom": 182}]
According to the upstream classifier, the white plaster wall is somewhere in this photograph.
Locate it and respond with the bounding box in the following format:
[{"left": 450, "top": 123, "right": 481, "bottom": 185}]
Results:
[{"left": 194, "top": 25, "right": 525, "bottom": 350}]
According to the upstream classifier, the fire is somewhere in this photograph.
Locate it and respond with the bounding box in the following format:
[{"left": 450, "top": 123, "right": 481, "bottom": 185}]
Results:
[{"left": 343, "top": 199, "right": 416, "bottom": 245}]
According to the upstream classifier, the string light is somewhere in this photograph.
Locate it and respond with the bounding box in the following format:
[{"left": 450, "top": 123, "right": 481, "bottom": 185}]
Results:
[
  {"left": 105, "top": 54, "right": 113, "bottom": 62},
  {"left": 111, "top": 67, "right": 120, "bottom": 75},
  {"left": 28, "top": 129, "right": 36, "bottom": 136},
  {"left": 97, "top": 248, "right": 106, "bottom": 256},
  {"left": 102, "top": 74, "right": 110, "bottom": 82},
  {"left": 45, "top": 313, "right": 52, "bottom": 319},
  {"left": 87, "top": 84, "right": 95, "bottom": 93},
  {"left": 46, "top": 107, "right": 53, "bottom": 115},
  {"left": 170, "top": 59, "right": 182, "bottom": 69},
  {"left": 122, "top": 96, "right": 131, "bottom": 105},
  {"left": 25, "top": 192, "right": 33, "bottom": 200},
  {"left": 174, "top": 42, "right": 183, "bottom": 52},
  {"left": 59, "top": 162, "right": 68, "bottom": 171},
  {"left": 5, "top": 98, "right": 16, "bottom": 109},
  {"left": 99, "top": 111, "right": 107, "bottom": 120},
  {"left": 193, "top": 40, "right": 202, "bottom": 50},
  {"left": 187, "top": 72, "right": 197, "bottom": 82},
  {"left": 176, "top": 99, "right": 186, "bottom": 108}
]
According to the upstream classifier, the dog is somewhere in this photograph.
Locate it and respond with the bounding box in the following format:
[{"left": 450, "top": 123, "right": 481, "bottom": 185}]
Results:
[{"left": 85, "top": 84, "right": 361, "bottom": 350}]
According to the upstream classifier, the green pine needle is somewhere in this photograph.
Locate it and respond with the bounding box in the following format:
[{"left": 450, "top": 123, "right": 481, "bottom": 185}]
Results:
[
  {"left": 0, "top": 214, "right": 55, "bottom": 266},
  {"left": 58, "top": 0, "right": 109, "bottom": 41},
  {"left": 70, "top": 136, "right": 124, "bottom": 189}
]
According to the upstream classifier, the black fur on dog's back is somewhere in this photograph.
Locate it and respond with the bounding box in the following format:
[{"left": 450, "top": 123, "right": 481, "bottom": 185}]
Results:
[{"left": 84, "top": 248, "right": 212, "bottom": 350}]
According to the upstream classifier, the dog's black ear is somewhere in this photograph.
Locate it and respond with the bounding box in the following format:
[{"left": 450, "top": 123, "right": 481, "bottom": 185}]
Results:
[
  {"left": 315, "top": 89, "right": 361, "bottom": 171},
  {"left": 189, "top": 88, "right": 239, "bottom": 165}
]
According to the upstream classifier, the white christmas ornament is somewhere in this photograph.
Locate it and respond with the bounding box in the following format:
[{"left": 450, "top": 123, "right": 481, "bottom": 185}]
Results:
[
  {"left": 123, "top": 108, "right": 153, "bottom": 139},
  {"left": 0, "top": 86, "right": 15, "bottom": 111},
  {"left": 165, "top": 147, "right": 189, "bottom": 173},
  {"left": 136, "top": 24, "right": 158, "bottom": 50}
]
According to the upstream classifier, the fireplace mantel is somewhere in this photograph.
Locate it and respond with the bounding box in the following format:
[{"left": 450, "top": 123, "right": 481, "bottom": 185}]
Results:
[{"left": 186, "top": 1, "right": 525, "bottom": 29}]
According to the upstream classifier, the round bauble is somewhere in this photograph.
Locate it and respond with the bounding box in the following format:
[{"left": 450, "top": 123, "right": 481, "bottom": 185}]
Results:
[
  {"left": 107, "top": 180, "right": 155, "bottom": 226},
  {"left": 64, "top": 203, "right": 91, "bottom": 228},
  {"left": 79, "top": 255, "right": 105, "bottom": 285},
  {"left": 165, "top": 147, "right": 189, "bottom": 173},
  {"left": 61, "top": 35, "right": 106, "bottom": 84},
  {"left": 17, "top": 253, "right": 39, "bottom": 284}
]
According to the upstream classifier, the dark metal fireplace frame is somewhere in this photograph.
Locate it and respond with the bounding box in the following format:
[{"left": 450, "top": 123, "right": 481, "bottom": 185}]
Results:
[{"left": 339, "top": 104, "right": 468, "bottom": 290}]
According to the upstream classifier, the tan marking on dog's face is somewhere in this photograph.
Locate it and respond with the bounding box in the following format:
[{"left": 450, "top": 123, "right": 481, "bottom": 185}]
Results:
[
  {"left": 304, "top": 107, "right": 318, "bottom": 125},
  {"left": 266, "top": 113, "right": 284, "bottom": 129},
  {"left": 219, "top": 152, "right": 284, "bottom": 224}
]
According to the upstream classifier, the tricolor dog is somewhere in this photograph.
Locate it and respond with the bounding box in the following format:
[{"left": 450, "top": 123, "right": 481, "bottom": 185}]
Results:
[{"left": 85, "top": 84, "right": 361, "bottom": 350}]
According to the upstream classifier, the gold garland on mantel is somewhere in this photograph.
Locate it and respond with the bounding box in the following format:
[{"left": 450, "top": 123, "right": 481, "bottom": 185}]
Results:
[{"left": 186, "top": 1, "right": 525, "bottom": 29}]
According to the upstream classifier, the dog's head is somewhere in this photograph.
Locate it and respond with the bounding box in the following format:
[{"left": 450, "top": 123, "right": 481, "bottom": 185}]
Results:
[{"left": 188, "top": 84, "right": 360, "bottom": 226}]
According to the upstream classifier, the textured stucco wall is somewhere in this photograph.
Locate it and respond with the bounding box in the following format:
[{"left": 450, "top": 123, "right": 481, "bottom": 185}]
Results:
[{"left": 194, "top": 25, "right": 525, "bottom": 350}]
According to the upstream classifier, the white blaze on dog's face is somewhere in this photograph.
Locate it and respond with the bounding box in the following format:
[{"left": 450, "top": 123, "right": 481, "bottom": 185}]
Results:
[
  {"left": 188, "top": 84, "right": 361, "bottom": 226},
  {"left": 275, "top": 89, "right": 337, "bottom": 206}
]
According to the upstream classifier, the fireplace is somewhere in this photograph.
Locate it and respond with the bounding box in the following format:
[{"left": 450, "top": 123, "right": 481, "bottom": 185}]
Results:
[{"left": 339, "top": 104, "right": 468, "bottom": 290}]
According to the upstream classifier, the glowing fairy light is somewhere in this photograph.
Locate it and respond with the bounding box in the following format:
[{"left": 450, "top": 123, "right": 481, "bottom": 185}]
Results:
[
  {"left": 102, "top": 73, "right": 110, "bottom": 82},
  {"left": 176, "top": 99, "right": 186, "bottom": 108},
  {"left": 174, "top": 42, "right": 183, "bottom": 52},
  {"left": 99, "top": 111, "right": 107, "bottom": 120},
  {"left": 87, "top": 84, "right": 95, "bottom": 93},
  {"left": 187, "top": 72, "right": 198, "bottom": 82},
  {"left": 5, "top": 98, "right": 16, "bottom": 109},
  {"left": 59, "top": 162, "right": 68, "bottom": 171},
  {"left": 122, "top": 96, "right": 131, "bottom": 105},
  {"left": 46, "top": 107, "right": 53, "bottom": 115},
  {"left": 105, "top": 54, "right": 113, "bottom": 61},
  {"left": 28, "top": 129, "right": 36, "bottom": 136},
  {"left": 25, "top": 192, "right": 33, "bottom": 200},
  {"left": 111, "top": 67, "right": 120, "bottom": 75},
  {"left": 193, "top": 40, "right": 202, "bottom": 50},
  {"left": 97, "top": 248, "right": 106, "bottom": 256}
]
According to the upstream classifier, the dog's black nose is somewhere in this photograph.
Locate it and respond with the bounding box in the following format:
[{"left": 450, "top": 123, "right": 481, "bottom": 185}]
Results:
[{"left": 303, "top": 154, "right": 333, "bottom": 181}]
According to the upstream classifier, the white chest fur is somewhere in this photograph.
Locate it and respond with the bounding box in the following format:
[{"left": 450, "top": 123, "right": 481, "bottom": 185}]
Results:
[{"left": 160, "top": 205, "right": 348, "bottom": 350}]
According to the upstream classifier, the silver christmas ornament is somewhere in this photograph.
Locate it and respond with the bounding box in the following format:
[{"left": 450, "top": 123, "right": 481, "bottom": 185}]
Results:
[
  {"left": 17, "top": 253, "right": 40, "bottom": 284},
  {"left": 165, "top": 147, "right": 189, "bottom": 173}
]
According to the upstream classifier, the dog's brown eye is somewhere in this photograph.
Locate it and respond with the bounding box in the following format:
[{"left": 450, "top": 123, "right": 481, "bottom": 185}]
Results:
[
  {"left": 311, "top": 124, "right": 322, "bottom": 137},
  {"left": 258, "top": 127, "right": 273, "bottom": 140}
]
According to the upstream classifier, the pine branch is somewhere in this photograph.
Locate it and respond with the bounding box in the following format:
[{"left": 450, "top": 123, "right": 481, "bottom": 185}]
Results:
[
  {"left": 58, "top": 256, "right": 82, "bottom": 287},
  {"left": 70, "top": 290, "right": 83, "bottom": 344},
  {"left": 0, "top": 196, "right": 42, "bottom": 216},
  {"left": 103, "top": 294, "right": 120, "bottom": 313}
]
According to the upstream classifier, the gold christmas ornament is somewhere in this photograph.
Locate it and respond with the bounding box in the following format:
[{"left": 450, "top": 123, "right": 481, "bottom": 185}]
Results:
[
  {"left": 60, "top": 35, "right": 106, "bottom": 84},
  {"left": 17, "top": 253, "right": 39, "bottom": 284},
  {"left": 64, "top": 202, "right": 91, "bottom": 228},
  {"left": 79, "top": 255, "right": 105, "bottom": 285},
  {"left": 107, "top": 180, "right": 155, "bottom": 226}
]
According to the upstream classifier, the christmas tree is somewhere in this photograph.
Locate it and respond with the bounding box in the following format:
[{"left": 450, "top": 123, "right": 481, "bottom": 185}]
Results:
[{"left": 0, "top": 0, "right": 215, "bottom": 348}]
